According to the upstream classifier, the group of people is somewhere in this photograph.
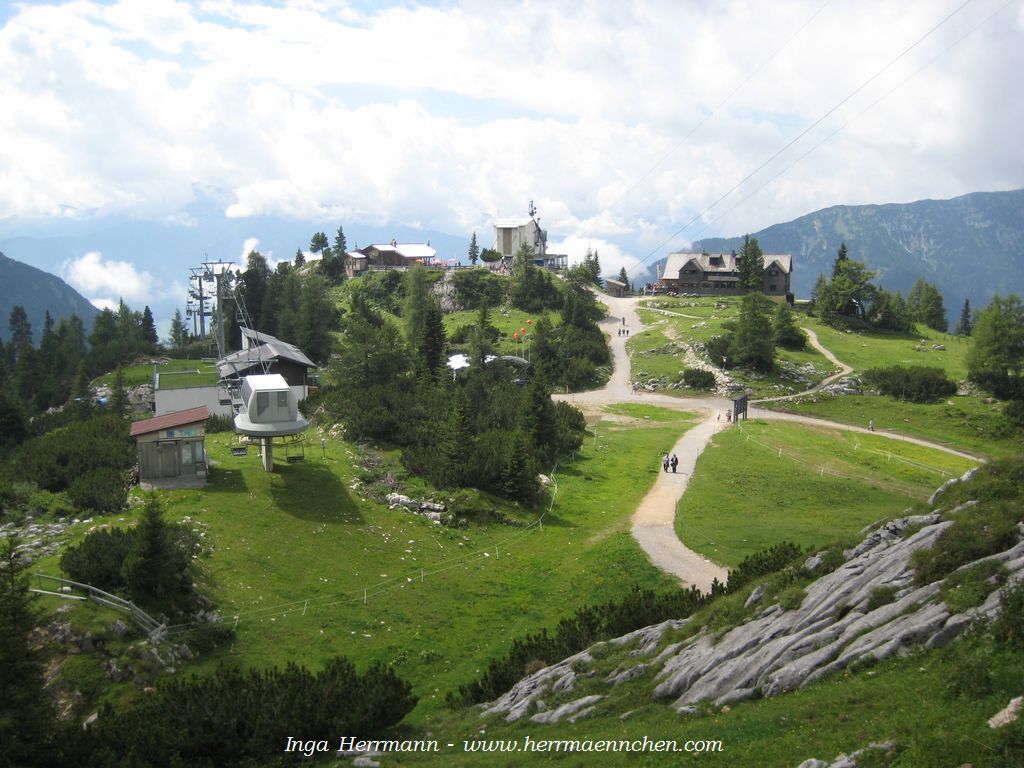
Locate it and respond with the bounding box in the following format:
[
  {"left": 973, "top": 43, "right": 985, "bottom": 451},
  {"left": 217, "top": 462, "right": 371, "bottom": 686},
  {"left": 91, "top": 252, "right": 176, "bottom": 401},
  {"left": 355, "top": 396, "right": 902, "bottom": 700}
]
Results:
[
  {"left": 617, "top": 327, "right": 629, "bottom": 336},
  {"left": 662, "top": 453, "right": 679, "bottom": 473}
]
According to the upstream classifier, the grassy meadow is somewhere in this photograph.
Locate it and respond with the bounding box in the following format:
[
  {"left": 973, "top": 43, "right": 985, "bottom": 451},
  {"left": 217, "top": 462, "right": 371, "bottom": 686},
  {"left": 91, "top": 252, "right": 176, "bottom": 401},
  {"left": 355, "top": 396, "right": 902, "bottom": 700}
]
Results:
[
  {"left": 36, "top": 405, "right": 699, "bottom": 724},
  {"left": 629, "top": 298, "right": 837, "bottom": 398},
  {"left": 675, "top": 419, "right": 977, "bottom": 567}
]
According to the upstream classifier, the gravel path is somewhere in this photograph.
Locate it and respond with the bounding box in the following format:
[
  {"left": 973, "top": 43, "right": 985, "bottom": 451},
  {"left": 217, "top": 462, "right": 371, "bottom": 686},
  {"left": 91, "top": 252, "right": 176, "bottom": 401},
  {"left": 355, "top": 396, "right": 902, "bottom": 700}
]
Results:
[{"left": 555, "top": 295, "right": 980, "bottom": 591}]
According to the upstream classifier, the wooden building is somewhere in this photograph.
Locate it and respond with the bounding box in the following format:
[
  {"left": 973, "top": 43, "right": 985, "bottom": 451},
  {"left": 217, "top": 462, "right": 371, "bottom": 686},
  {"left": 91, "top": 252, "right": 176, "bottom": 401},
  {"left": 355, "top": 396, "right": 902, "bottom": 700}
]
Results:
[
  {"left": 659, "top": 251, "right": 793, "bottom": 299},
  {"left": 130, "top": 406, "right": 209, "bottom": 483}
]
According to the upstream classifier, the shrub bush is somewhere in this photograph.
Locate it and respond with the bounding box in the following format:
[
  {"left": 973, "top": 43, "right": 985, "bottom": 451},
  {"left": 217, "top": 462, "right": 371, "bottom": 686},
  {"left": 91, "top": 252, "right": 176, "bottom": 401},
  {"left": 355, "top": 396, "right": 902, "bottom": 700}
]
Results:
[
  {"left": 682, "top": 368, "right": 716, "bottom": 390},
  {"left": 865, "top": 585, "right": 899, "bottom": 612},
  {"left": 61, "top": 658, "right": 416, "bottom": 767},
  {"left": 778, "top": 586, "right": 806, "bottom": 611},
  {"left": 911, "top": 499, "right": 1022, "bottom": 585},
  {"left": 940, "top": 559, "right": 1008, "bottom": 614},
  {"left": 60, "top": 528, "right": 134, "bottom": 591},
  {"left": 448, "top": 585, "right": 707, "bottom": 706},
  {"left": 991, "top": 580, "right": 1024, "bottom": 650},
  {"left": 863, "top": 365, "right": 957, "bottom": 403},
  {"left": 67, "top": 468, "right": 127, "bottom": 514},
  {"left": 204, "top": 413, "right": 234, "bottom": 433},
  {"left": 727, "top": 541, "right": 803, "bottom": 592}
]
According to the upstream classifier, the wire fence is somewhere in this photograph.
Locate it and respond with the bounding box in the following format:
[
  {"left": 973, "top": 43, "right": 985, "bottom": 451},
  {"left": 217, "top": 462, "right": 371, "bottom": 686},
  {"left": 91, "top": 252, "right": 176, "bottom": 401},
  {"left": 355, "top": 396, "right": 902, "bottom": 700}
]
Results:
[{"left": 732, "top": 420, "right": 960, "bottom": 498}]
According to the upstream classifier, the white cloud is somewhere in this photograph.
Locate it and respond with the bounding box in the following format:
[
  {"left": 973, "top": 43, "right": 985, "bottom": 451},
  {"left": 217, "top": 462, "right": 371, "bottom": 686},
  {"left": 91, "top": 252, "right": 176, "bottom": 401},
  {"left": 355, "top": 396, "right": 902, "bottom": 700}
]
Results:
[
  {"left": 89, "top": 297, "right": 119, "bottom": 312},
  {"left": 61, "top": 251, "right": 157, "bottom": 304},
  {"left": 0, "top": 0, "right": 1020, "bottom": 256}
]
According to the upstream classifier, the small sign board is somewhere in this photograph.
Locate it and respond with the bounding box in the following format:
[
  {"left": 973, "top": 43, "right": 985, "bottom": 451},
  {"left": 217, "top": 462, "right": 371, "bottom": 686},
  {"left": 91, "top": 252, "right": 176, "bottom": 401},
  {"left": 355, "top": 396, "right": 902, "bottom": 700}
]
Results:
[{"left": 733, "top": 395, "right": 749, "bottom": 421}]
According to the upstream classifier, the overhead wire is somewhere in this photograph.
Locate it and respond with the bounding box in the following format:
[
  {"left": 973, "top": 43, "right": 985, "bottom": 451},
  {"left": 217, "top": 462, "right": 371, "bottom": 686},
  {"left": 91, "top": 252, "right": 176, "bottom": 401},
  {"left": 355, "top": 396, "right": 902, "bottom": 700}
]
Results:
[
  {"left": 686, "top": 0, "right": 1016, "bottom": 243},
  {"left": 629, "top": 0, "right": 977, "bottom": 275},
  {"left": 603, "top": 0, "right": 836, "bottom": 215}
]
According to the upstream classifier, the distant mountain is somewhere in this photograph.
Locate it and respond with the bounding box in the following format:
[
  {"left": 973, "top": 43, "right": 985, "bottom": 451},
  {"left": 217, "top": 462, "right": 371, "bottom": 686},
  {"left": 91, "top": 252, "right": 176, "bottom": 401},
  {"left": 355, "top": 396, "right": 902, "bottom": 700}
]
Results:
[
  {"left": 694, "top": 189, "right": 1024, "bottom": 310},
  {"left": 0, "top": 251, "right": 99, "bottom": 344}
]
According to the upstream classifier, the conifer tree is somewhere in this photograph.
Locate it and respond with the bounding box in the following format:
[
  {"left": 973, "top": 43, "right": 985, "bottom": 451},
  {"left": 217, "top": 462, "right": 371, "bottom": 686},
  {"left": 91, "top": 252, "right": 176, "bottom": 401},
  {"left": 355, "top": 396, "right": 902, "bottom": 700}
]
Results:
[
  {"left": 0, "top": 537, "right": 51, "bottom": 766},
  {"left": 294, "top": 248, "right": 305, "bottom": 267},
  {"left": 617, "top": 266, "right": 631, "bottom": 292},
  {"left": 141, "top": 306, "right": 159, "bottom": 347},
  {"left": 737, "top": 235, "right": 764, "bottom": 293},
  {"left": 832, "top": 242, "right": 849, "bottom": 277},
  {"left": 731, "top": 292, "right": 775, "bottom": 371},
  {"left": 502, "top": 431, "right": 537, "bottom": 505},
  {"left": 468, "top": 231, "right": 479, "bottom": 266},
  {"left": 955, "top": 299, "right": 973, "bottom": 336},
  {"left": 772, "top": 302, "right": 806, "bottom": 349}
]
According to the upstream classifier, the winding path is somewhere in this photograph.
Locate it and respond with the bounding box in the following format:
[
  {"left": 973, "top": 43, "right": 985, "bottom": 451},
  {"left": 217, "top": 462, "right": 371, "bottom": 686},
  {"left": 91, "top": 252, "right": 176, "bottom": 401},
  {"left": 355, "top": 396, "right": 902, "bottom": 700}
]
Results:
[{"left": 556, "top": 294, "right": 981, "bottom": 592}]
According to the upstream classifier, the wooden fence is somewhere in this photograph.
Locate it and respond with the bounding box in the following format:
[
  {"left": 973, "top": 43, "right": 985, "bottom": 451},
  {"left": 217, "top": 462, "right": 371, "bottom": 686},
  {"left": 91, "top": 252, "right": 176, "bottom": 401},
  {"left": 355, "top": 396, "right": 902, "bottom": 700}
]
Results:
[{"left": 32, "top": 574, "right": 166, "bottom": 641}]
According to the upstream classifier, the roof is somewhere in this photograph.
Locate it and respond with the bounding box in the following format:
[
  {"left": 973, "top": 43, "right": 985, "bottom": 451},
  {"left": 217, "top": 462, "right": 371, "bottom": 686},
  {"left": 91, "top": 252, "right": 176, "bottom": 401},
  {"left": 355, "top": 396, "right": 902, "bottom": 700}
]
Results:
[
  {"left": 363, "top": 243, "right": 437, "bottom": 260},
  {"left": 663, "top": 251, "right": 792, "bottom": 277},
  {"left": 130, "top": 406, "right": 209, "bottom": 437},
  {"left": 219, "top": 329, "right": 315, "bottom": 379},
  {"left": 241, "top": 373, "right": 290, "bottom": 391}
]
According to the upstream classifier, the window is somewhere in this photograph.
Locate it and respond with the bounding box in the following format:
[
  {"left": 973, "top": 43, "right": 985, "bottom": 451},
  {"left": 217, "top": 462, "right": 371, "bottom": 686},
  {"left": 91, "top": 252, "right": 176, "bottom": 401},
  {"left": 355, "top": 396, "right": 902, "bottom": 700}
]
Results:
[
  {"left": 277, "top": 391, "right": 289, "bottom": 409},
  {"left": 256, "top": 391, "right": 269, "bottom": 417},
  {"left": 770, "top": 284, "right": 777, "bottom": 292}
]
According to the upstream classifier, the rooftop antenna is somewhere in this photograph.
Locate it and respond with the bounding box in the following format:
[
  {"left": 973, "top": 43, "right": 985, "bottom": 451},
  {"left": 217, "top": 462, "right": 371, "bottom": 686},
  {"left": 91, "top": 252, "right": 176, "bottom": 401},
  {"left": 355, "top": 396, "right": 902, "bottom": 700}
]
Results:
[{"left": 528, "top": 199, "right": 537, "bottom": 218}]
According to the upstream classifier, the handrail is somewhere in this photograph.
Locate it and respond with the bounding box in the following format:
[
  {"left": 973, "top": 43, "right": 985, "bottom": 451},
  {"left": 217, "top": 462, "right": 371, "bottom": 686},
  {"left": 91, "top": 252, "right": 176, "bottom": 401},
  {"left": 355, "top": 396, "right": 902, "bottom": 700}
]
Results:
[{"left": 34, "top": 574, "right": 166, "bottom": 640}]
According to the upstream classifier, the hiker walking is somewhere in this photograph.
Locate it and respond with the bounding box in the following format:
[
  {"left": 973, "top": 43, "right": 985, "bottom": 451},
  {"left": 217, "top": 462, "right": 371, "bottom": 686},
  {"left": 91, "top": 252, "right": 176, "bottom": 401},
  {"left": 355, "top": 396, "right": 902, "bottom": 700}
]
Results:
[
  {"left": 869, "top": 419, "right": 874, "bottom": 432},
  {"left": 662, "top": 454, "right": 670, "bottom": 473},
  {"left": 670, "top": 454, "right": 679, "bottom": 473}
]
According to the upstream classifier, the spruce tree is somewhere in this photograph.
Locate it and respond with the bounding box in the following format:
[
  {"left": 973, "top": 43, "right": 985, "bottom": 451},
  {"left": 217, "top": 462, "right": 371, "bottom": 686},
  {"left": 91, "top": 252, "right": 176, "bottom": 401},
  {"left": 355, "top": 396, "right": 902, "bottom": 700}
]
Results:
[
  {"left": 141, "top": 306, "right": 159, "bottom": 348},
  {"left": 832, "top": 242, "right": 849, "bottom": 277},
  {"left": 772, "top": 302, "right": 806, "bottom": 349},
  {"left": 737, "top": 235, "right": 764, "bottom": 293},
  {"left": 0, "top": 537, "right": 52, "bottom": 766},
  {"left": 955, "top": 299, "right": 973, "bottom": 336},
  {"left": 294, "top": 248, "right": 305, "bottom": 267},
  {"left": 731, "top": 292, "right": 775, "bottom": 371},
  {"left": 617, "top": 266, "right": 631, "bottom": 292},
  {"left": 468, "top": 231, "right": 479, "bottom": 266},
  {"left": 502, "top": 431, "right": 537, "bottom": 505}
]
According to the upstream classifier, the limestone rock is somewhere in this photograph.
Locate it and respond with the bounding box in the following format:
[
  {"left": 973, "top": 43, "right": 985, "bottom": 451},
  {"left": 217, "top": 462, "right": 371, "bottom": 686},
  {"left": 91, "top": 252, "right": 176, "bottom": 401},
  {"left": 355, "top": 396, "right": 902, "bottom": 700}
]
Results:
[
  {"left": 529, "top": 695, "right": 602, "bottom": 725},
  {"left": 988, "top": 696, "right": 1023, "bottom": 729}
]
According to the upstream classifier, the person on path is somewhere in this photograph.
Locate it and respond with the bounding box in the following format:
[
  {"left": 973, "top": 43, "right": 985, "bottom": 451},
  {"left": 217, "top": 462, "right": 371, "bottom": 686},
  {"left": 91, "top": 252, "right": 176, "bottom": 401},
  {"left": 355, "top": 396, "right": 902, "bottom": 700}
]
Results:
[
  {"left": 670, "top": 454, "right": 678, "bottom": 473},
  {"left": 663, "top": 454, "right": 670, "bottom": 472},
  {"left": 622, "top": 317, "right": 626, "bottom": 326},
  {"left": 716, "top": 411, "right": 721, "bottom": 421},
  {"left": 869, "top": 419, "right": 875, "bottom": 432}
]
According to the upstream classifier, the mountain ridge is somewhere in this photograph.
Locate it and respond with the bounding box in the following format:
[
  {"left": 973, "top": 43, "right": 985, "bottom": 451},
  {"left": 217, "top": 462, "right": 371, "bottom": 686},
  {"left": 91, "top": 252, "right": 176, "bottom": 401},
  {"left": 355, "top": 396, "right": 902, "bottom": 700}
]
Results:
[
  {"left": 0, "top": 251, "right": 100, "bottom": 344},
  {"left": 694, "top": 188, "right": 1024, "bottom": 312}
]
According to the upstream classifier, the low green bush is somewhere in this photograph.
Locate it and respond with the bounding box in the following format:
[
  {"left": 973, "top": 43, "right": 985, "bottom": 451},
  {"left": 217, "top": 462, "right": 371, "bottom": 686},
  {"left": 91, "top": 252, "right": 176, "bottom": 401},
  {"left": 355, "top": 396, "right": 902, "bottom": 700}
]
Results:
[
  {"left": 682, "top": 368, "right": 716, "bottom": 389},
  {"left": 448, "top": 584, "right": 708, "bottom": 706},
  {"left": 941, "top": 559, "right": 1008, "bottom": 614},
  {"left": 67, "top": 468, "right": 127, "bottom": 514},
  {"left": 866, "top": 585, "right": 899, "bottom": 612},
  {"left": 991, "top": 580, "right": 1024, "bottom": 650},
  {"left": 912, "top": 499, "right": 1022, "bottom": 585},
  {"left": 778, "top": 586, "right": 806, "bottom": 611},
  {"left": 863, "top": 365, "right": 957, "bottom": 403},
  {"left": 727, "top": 541, "right": 803, "bottom": 592},
  {"left": 60, "top": 658, "right": 416, "bottom": 768}
]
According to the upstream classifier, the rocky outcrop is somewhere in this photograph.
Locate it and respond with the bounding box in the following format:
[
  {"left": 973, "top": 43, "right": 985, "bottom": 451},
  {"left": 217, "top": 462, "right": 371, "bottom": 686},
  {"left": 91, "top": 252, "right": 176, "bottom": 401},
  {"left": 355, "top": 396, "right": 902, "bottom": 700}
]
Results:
[{"left": 480, "top": 468, "right": 1022, "bottom": 724}]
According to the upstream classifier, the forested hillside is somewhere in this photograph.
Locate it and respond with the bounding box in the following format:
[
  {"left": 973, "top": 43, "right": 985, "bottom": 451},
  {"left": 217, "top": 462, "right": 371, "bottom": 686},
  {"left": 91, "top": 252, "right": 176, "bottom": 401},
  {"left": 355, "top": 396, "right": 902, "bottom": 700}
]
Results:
[{"left": 695, "top": 188, "right": 1024, "bottom": 308}]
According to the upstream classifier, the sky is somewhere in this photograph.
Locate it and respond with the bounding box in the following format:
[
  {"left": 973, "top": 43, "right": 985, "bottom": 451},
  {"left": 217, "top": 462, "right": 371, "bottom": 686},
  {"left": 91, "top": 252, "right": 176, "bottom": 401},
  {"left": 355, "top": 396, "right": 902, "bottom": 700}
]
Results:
[{"left": 1, "top": 0, "right": 1023, "bottom": 312}]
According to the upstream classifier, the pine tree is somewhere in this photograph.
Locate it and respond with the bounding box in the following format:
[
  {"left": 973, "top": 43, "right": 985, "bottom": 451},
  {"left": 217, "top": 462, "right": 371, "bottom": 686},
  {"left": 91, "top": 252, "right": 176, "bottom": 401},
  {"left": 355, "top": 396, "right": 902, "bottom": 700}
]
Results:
[
  {"left": 141, "top": 306, "right": 159, "bottom": 347},
  {"left": 111, "top": 364, "right": 128, "bottom": 415},
  {"left": 955, "top": 299, "right": 973, "bottom": 336},
  {"left": 737, "top": 235, "right": 765, "bottom": 293},
  {"left": 617, "top": 266, "right": 631, "bottom": 292},
  {"left": 437, "top": 389, "right": 472, "bottom": 488},
  {"left": 502, "top": 431, "right": 537, "bottom": 505},
  {"left": 832, "top": 242, "right": 849, "bottom": 277},
  {"left": 731, "top": 292, "right": 775, "bottom": 371},
  {"left": 8, "top": 305, "right": 32, "bottom": 355},
  {"left": 71, "top": 361, "right": 93, "bottom": 420},
  {"left": 123, "top": 495, "right": 184, "bottom": 607},
  {"left": 0, "top": 537, "right": 52, "bottom": 766},
  {"left": 468, "top": 231, "right": 479, "bottom": 266},
  {"left": 294, "top": 248, "right": 305, "bottom": 267},
  {"left": 169, "top": 308, "right": 188, "bottom": 350},
  {"left": 772, "top": 302, "right": 806, "bottom": 349}
]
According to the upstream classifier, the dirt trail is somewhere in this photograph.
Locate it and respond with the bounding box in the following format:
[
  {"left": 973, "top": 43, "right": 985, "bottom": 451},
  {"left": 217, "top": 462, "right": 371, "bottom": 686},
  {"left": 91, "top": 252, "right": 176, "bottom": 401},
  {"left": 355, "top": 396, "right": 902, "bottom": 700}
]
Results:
[
  {"left": 555, "top": 295, "right": 980, "bottom": 591},
  {"left": 752, "top": 327, "right": 854, "bottom": 404}
]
